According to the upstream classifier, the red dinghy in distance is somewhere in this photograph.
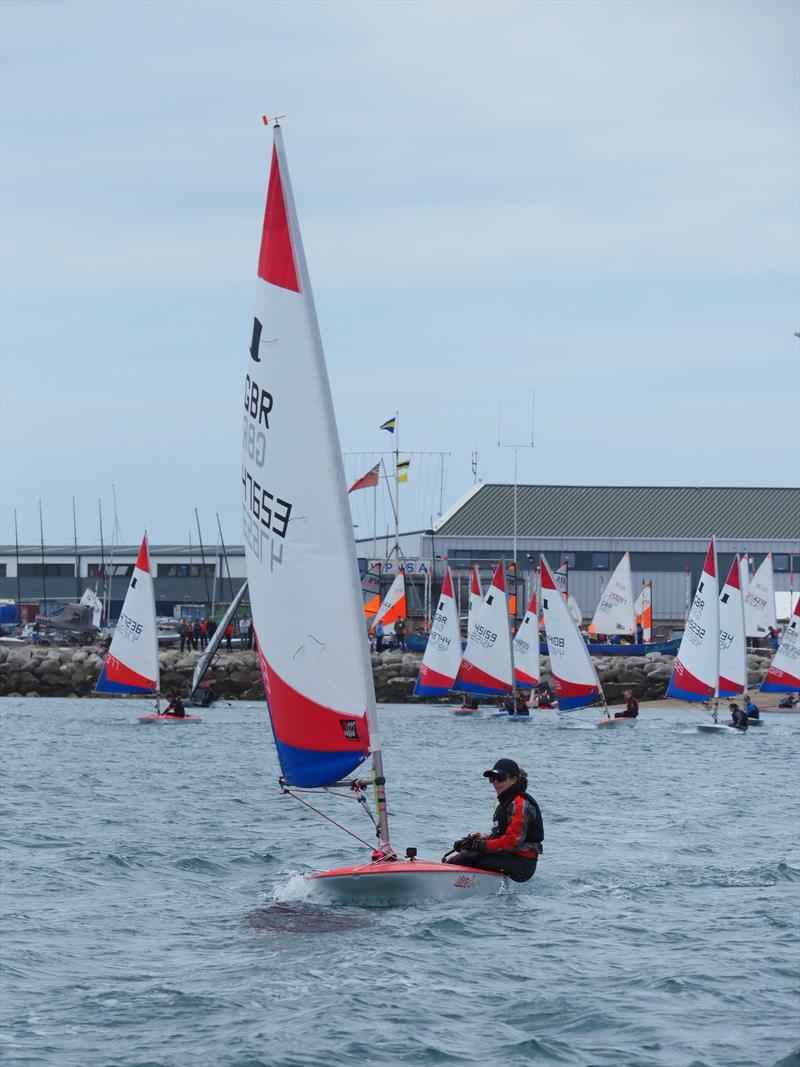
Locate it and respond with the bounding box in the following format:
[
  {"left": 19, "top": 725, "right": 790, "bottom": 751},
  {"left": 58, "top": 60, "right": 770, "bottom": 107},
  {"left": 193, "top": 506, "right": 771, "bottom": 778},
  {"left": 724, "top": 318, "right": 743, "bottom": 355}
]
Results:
[{"left": 241, "top": 124, "right": 508, "bottom": 904}]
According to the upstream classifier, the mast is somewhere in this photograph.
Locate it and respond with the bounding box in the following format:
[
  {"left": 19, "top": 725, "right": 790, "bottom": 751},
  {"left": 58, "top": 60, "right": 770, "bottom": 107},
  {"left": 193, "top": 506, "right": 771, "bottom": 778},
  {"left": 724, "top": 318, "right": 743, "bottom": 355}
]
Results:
[
  {"left": 38, "top": 499, "right": 47, "bottom": 618},
  {"left": 194, "top": 508, "right": 212, "bottom": 610},
  {"left": 393, "top": 410, "right": 400, "bottom": 561},
  {"left": 98, "top": 499, "right": 107, "bottom": 625},
  {"left": 216, "top": 512, "right": 236, "bottom": 606},
  {"left": 72, "top": 497, "right": 80, "bottom": 602},
  {"left": 13, "top": 509, "right": 22, "bottom": 625}
]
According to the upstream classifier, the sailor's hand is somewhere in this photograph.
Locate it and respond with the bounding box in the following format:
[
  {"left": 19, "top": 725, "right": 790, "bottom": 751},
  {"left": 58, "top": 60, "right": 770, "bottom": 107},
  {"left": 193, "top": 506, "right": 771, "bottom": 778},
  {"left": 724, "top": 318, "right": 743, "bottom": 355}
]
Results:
[
  {"left": 462, "top": 833, "right": 482, "bottom": 850},
  {"left": 471, "top": 837, "right": 488, "bottom": 853},
  {"left": 453, "top": 838, "right": 468, "bottom": 852}
]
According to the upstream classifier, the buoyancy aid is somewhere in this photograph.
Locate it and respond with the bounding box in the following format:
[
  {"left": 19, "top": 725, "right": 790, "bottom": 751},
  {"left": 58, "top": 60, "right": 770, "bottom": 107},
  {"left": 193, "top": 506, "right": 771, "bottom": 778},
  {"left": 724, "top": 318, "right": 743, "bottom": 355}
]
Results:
[{"left": 487, "top": 783, "right": 544, "bottom": 858}]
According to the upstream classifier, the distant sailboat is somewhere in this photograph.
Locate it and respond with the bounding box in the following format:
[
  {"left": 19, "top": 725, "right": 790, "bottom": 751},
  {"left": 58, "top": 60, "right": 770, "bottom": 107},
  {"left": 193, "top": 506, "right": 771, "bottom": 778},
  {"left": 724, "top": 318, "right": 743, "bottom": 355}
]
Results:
[
  {"left": 242, "top": 123, "right": 504, "bottom": 901},
  {"left": 540, "top": 557, "right": 606, "bottom": 716},
  {"left": 96, "top": 534, "right": 159, "bottom": 696},
  {"left": 634, "top": 582, "right": 653, "bottom": 642},
  {"left": 719, "top": 556, "right": 747, "bottom": 698},
  {"left": 467, "top": 564, "right": 482, "bottom": 635},
  {"left": 666, "top": 538, "right": 735, "bottom": 733},
  {"left": 513, "top": 589, "right": 540, "bottom": 690},
  {"left": 367, "top": 570, "right": 406, "bottom": 634},
  {"left": 413, "top": 567, "right": 462, "bottom": 697},
  {"left": 744, "top": 554, "right": 777, "bottom": 640},
  {"left": 589, "top": 552, "right": 635, "bottom": 638},
  {"left": 761, "top": 597, "right": 800, "bottom": 695},
  {"left": 453, "top": 561, "right": 514, "bottom": 697}
]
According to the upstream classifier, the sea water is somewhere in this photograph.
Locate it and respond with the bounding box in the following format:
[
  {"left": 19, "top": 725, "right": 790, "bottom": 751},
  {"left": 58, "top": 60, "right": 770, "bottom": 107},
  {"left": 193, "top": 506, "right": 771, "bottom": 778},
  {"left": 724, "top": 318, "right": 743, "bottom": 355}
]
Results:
[{"left": 1, "top": 698, "right": 798, "bottom": 1067}]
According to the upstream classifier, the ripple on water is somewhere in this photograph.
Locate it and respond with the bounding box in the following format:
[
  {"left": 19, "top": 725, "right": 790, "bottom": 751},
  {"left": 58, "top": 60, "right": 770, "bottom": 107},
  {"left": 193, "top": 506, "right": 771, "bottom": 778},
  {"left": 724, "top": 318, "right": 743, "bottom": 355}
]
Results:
[{"left": 0, "top": 698, "right": 798, "bottom": 1067}]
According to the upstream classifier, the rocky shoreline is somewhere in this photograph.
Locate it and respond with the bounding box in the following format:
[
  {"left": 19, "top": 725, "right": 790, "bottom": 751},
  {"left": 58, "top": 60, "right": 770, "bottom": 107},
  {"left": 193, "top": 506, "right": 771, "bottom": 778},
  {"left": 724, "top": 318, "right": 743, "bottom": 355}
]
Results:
[{"left": 0, "top": 644, "right": 775, "bottom": 704}]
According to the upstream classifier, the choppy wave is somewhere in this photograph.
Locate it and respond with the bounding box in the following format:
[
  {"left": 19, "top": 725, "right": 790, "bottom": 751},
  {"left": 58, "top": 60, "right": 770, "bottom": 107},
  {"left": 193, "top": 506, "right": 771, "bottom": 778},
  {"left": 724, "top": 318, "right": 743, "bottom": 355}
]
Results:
[{"left": 1, "top": 698, "right": 798, "bottom": 1067}]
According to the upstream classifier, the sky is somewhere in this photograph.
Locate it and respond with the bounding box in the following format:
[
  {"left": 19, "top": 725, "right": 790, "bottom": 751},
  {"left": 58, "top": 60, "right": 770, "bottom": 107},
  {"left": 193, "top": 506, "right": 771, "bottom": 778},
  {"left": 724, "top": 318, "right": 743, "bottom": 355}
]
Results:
[{"left": 1, "top": 0, "right": 798, "bottom": 548}]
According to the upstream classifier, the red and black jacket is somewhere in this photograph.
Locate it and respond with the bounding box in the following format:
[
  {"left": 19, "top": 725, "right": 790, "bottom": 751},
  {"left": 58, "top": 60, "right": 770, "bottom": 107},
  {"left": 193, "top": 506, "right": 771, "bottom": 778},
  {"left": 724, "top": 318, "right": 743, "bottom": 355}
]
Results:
[{"left": 486, "top": 783, "right": 543, "bottom": 858}]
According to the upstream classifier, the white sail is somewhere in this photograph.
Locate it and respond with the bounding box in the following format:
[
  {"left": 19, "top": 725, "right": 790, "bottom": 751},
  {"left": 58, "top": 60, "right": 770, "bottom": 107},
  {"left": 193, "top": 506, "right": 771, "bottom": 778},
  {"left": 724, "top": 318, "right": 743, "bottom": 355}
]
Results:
[
  {"left": 513, "top": 590, "right": 540, "bottom": 688},
  {"left": 96, "top": 534, "right": 159, "bottom": 694},
  {"left": 667, "top": 538, "right": 719, "bottom": 701},
  {"left": 467, "top": 564, "right": 482, "bottom": 635},
  {"left": 455, "top": 561, "right": 513, "bottom": 695},
  {"left": 242, "top": 126, "right": 375, "bottom": 789},
  {"left": 761, "top": 597, "right": 800, "bottom": 692},
  {"left": 566, "top": 594, "right": 583, "bottom": 627},
  {"left": 589, "top": 552, "right": 635, "bottom": 636},
  {"left": 744, "top": 554, "right": 777, "bottom": 638},
  {"left": 414, "top": 567, "right": 463, "bottom": 696},
  {"left": 80, "top": 587, "right": 103, "bottom": 628},
  {"left": 719, "top": 556, "right": 747, "bottom": 697},
  {"left": 540, "top": 557, "right": 602, "bottom": 710}
]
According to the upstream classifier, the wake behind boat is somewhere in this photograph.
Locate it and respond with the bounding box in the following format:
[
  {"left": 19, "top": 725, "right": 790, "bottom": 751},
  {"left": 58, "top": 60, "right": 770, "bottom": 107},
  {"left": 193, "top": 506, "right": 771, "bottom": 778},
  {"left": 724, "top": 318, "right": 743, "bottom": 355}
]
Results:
[{"left": 241, "top": 123, "right": 508, "bottom": 903}]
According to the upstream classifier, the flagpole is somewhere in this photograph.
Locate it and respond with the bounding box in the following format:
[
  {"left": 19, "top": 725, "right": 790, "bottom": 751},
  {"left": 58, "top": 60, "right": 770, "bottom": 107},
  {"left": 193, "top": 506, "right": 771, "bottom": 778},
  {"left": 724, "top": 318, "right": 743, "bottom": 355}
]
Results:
[
  {"left": 394, "top": 410, "right": 400, "bottom": 561},
  {"left": 372, "top": 474, "right": 377, "bottom": 562}
]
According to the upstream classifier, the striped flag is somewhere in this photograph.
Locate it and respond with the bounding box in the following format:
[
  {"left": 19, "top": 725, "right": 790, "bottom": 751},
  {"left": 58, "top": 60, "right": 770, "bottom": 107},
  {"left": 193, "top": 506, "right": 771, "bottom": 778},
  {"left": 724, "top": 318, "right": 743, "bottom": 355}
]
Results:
[
  {"left": 347, "top": 462, "right": 381, "bottom": 494},
  {"left": 380, "top": 417, "right": 396, "bottom": 433},
  {"left": 396, "top": 459, "right": 410, "bottom": 483}
]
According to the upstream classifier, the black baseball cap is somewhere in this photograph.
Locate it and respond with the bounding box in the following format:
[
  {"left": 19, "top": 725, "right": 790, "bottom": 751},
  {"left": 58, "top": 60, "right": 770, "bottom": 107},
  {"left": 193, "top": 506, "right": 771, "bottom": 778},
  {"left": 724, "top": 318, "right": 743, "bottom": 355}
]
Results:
[{"left": 483, "top": 758, "right": 521, "bottom": 780}]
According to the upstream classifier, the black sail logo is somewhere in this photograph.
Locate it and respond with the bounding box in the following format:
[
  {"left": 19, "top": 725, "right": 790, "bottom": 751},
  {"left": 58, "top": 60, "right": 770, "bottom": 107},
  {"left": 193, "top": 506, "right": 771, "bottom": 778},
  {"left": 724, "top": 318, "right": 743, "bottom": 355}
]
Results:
[
  {"left": 340, "top": 719, "right": 359, "bottom": 741},
  {"left": 250, "top": 317, "right": 263, "bottom": 362}
]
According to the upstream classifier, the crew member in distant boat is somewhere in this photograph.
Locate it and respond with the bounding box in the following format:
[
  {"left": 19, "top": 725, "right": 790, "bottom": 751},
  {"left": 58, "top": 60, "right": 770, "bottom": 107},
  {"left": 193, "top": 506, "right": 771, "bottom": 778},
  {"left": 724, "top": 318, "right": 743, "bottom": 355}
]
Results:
[
  {"left": 444, "top": 759, "right": 543, "bottom": 881},
  {"left": 729, "top": 703, "right": 749, "bottom": 731},
  {"left": 163, "top": 692, "right": 186, "bottom": 718},
  {"left": 535, "top": 680, "right": 554, "bottom": 707},
  {"left": 614, "top": 689, "right": 639, "bottom": 718},
  {"left": 778, "top": 694, "right": 799, "bottom": 708},
  {"left": 744, "top": 694, "right": 760, "bottom": 720}
]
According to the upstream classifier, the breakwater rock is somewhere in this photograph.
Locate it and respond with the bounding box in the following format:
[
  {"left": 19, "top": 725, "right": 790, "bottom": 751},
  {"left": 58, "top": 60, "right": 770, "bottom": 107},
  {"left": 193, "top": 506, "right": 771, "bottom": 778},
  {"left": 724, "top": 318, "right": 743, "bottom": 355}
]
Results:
[{"left": 0, "top": 645, "right": 775, "bottom": 704}]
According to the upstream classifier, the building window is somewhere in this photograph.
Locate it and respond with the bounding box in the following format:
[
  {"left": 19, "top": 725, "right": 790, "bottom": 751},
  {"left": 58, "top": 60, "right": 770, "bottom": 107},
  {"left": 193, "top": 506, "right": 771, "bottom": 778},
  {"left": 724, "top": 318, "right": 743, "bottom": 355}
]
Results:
[
  {"left": 590, "top": 552, "right": 610, "bottom": 570},
  {"left": 773, "top": 554, "right": 789, "bottom": 573},
  {"left": 0, "top": 564, "right": 6, "bottom": 576},
  {"left": 87, "top": 564, "right": 135, "bottom": 578},
  {"left": 156, "top": 563, "right": 216, "bottom": 577},
  {"left": 18, "top": 564, "right": 74, "bottom": 577}
]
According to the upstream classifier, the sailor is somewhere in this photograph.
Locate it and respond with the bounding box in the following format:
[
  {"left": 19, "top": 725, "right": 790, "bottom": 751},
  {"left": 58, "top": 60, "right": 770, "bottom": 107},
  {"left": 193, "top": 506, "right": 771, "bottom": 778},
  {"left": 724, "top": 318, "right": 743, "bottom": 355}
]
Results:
[
  {"left": 729, "top": 703, "right": 749, "bottom": 731},
  {"left": 614, "top": 689, "right": 639, "bottom": 718},
  {"left": 163, "top": 692, "right": 186, "bottom": 718},
  {"left": 444, "top": 759, "right": 543, "bottom": 882},
  {"left": 744, "top": 694, "right": 760, "bottom": 720}
]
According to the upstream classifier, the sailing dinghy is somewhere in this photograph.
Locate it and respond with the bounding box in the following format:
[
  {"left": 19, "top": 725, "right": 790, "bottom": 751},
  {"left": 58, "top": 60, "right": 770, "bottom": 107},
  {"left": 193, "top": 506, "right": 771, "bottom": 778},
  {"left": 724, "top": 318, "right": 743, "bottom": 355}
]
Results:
[
  {"left": 188, "top": 581, "right": 248, "bottom": 704},
  {"left": 761, "top": 597, "right": 800, "bottom": 697},
  {"left": 242, "top": 123, "right": 504, "bottom": 902},
  {"left": 92, "top": 533, "right": 190, "bottom": 720},
  {"left": 452, "top": 561, "right": 514, "bottom": 713},
  {"left": 413, "top": 568, "right": 463, "bottom": 698},
  {"left": 539, "top": 558, "right": 623, "bottom": 726},
  {"left": 513, "top": 589, "right": 541, "bottom": 692},
  {"left": 588, "top": 552, "right": 635, "bottom": 639},
  {"left": 666, "top": 538, "right": 732, "bottom": 733}
]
